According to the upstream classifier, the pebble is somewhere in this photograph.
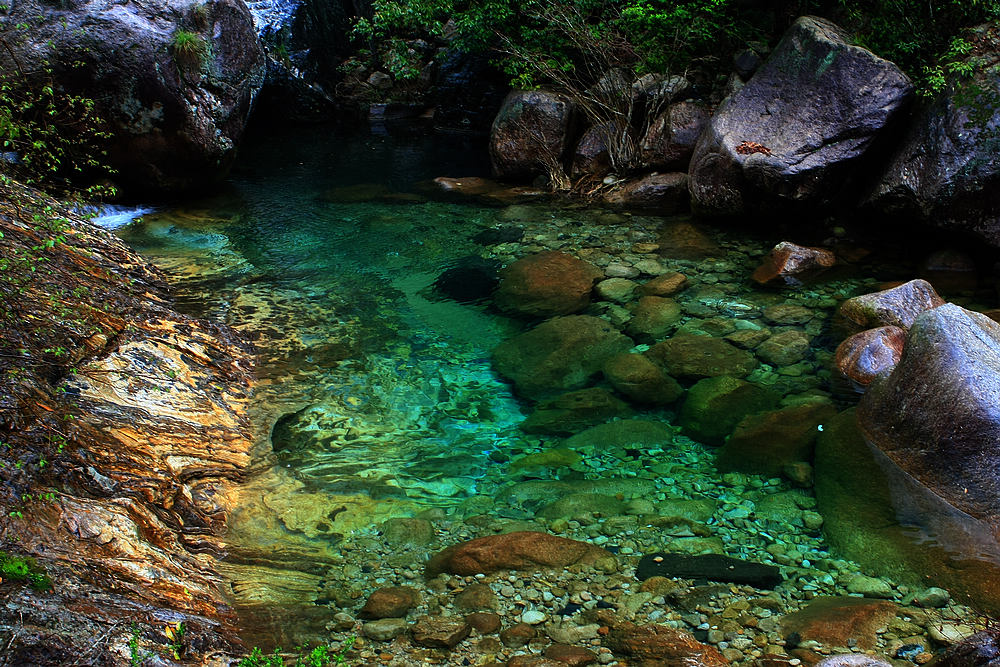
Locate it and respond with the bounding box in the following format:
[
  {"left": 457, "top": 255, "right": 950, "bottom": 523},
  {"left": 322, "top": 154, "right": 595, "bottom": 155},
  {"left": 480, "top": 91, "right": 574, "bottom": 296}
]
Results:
[{"left": 521, "top": 610, "right": 547, "bottom": 625}]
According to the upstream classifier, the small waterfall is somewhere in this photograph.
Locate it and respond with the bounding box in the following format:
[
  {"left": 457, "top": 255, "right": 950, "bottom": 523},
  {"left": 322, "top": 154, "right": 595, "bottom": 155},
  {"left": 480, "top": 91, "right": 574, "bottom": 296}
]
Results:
[{"left": 245, "top": 0, "right": 302, "bottom": 39}]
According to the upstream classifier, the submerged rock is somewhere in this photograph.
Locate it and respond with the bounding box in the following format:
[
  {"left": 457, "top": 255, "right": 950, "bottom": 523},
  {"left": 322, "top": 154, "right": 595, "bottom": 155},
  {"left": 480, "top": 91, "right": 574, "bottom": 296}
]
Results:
[
  {"left": 647, "top": 335, "right": 757, "bottom": 380},
  {"left": 678, "top": 376, "right": 778, "bottom": 446},
  {"left": 602, "top": 172, "right": 690, "bottom": 212},
  {"left": 520, "top": 387, "right": 632, "bottom": 435},
  {"left": 494, "top": 251, "right": 604, "bottom": 318},
  {"left": 717, "top": 401, "right": 836, "bottom": 476},
  {"left": 425, "top": 531, "right": 614, "bottom": 576},
  {"left": 636, "top": 553, "right": 782, "bottom": 588},
  {"left": 779, "top": 596, "right": 898, "bottom": 650},
  {"left": 688, "top": 16, "right": 912, "bottom": 216},
  {"left": 602, "top": 354, "right": 685, "bottom": 405},
  {"left": 603, "top": 619, "right": 729, "bottom": 667}
]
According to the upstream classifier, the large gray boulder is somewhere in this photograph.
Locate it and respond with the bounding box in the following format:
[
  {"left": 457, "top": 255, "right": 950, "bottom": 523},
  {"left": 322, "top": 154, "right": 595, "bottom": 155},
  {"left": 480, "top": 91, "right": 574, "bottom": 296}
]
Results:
[
  {"left": 857, "top": 303, "right": 1000, "bottom": 523},
  {"left": 688, "top": 16, "right": 912, "bottom": 215},
  {"left": 1, "top": 0, "right": 266, "bottom": 193},
  {"left": 868, "top": 24, "right": 1000, "bottom": 248},
  {"left": 490, "top": 90, "right": 576, "bottom": 181}
]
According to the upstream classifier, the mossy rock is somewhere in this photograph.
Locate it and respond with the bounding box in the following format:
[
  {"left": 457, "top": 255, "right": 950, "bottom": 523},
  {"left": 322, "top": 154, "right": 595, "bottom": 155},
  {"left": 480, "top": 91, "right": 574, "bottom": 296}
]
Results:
[{"left": 678, "top": 376, "right": 778, "bottom": 446}]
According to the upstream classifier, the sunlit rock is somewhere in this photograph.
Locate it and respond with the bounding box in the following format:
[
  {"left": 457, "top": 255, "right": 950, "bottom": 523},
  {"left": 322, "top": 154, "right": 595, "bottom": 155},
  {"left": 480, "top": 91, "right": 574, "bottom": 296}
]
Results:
[{"left": 839, "top": 278, "right": 944, "bottom": 329}]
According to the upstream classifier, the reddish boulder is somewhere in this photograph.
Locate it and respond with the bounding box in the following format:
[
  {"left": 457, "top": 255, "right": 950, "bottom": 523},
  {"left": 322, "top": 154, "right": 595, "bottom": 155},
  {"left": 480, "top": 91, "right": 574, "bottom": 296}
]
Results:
[
  {"left": 491, "top": 90, "right": 576, "bottom": 181},
  {"left": 425, "top": 531, "right": 614, "bottom": 576},
  {"left": 604, "top": 622, "right": 728, "bottom": 666},
  {"left": 752, "top": 242, "right": 837, "bottom": 285},
  {"left": 603, "top": 172, "right": 689, "bottom": 213},
  {"left": 834, "top": 326, "right": 906, "bottom": 386},
  {"left": 494, "top": 251, "right": 603, "bottom": 318},
  {"left": 779, "top": 596, "right": 898, "bottom": 650},
  {"left": 571, "top": 122, "right": 615, "bottom": 177},
  {"left": 544, "top": 644, "right": 598, "bottom": 666},
  {"left": 359, "top": 586, "right": 421, "bottom": 619},
  {"left": 641, "top": 101, "right": 710, "bottom": 171},
  {"left": 839, "top": 279, "right": 944, "bottom": 329},
  {"left": 857, "top": 303, "right": 1000, "bottom": 523}
]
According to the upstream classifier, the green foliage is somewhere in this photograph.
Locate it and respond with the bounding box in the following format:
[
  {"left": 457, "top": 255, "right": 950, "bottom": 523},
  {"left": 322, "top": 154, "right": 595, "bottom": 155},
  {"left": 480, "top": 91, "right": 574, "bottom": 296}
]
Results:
[
  {"left": 172, "top": 29, "right": 206, "bottom": 56},
  {"left": 237, "top": 636, "right": 356, "bottom": 667},
  {"left": 0, "top": 550, "right": 52, "bottom": 591}
]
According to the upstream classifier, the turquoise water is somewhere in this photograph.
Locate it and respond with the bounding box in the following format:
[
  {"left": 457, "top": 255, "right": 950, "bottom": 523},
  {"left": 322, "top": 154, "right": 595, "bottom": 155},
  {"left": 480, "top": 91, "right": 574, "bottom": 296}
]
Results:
[{"left": 111, "top": 124, "right": 997, "bottom": 653}]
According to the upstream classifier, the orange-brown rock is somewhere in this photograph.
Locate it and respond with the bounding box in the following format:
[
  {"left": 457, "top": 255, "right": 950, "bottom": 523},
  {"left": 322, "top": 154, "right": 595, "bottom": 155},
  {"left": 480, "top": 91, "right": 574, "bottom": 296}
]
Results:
[
  {"left": 834, "top": 326, "right": 906, "bottom": 386},
  {"left": 639, "top": 271, "right": 689, "bottom": 297},
  {"left": 412, "top": 615, "right": 472, "bottom": 648},
  {"left": 752, "top": 241, "right": 836, "bottom": 285},
  {"left": 779, "top": 597, "right": 898, "bottom": 650},
  {"left": 544, "top": 644, "right": 599, "bottom": 666},
  {"left": 359, "top": 586, "right": 421, "bottom": 619},
  {"left": 494, "top": 251, "right": 604, "bottom": 318},
  {"left": 839, "top": 279, "right": 944, "bottom": 329},
  {"left": 604, "top": 622, "right": 729, "bottom": 666},
  {"left": 425, "top": 531, "right": 614, "bottom": 576}
]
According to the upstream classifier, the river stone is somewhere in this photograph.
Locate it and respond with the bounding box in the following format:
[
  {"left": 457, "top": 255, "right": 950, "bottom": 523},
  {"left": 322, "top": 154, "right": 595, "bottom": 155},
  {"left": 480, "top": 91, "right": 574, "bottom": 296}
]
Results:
[
  {"left": 520, "top": 387, "right": 632, "bottom": 435},
  {"left": 625, "top": 296, "right": 684, "bottom": 341},
  {"left": 844, "top": 574, "right": 895, "bottom": 599},
  {"left": 594, "top": 277, "right": 638, "bottom": 304},
  {"left": 510, "top": 449, "right": 582, "bottom": 471},
  {"left": 1, "top": 0, "right": 266, "bottom": 193},
  {"left": 636, "top": 553, "right": 782, "bottom": 588},
  {"left": 492, "top": 315, "right": 633, "bottom": 400},
  {"left": 602, "top": 353, "right": 685, "bottom": 405},
  {"left": 359, "top": 586, "right": 421, "bottom": 619},
  {"left": 544, "top": 644, "right": 599, "bottom": 667},
  {"left": 537, "top": 493, "right": 627, "bottom": 520},
  {"left": 688, "top": 16, "right": 912, "bottom": 215},
  {"left": 840, "top": 279, "right": 945, "bottom": 330},
  {"left": 493, "top": 251, "right": 604, "bottom": 318},
  {"left": 755, "top": 329, "right": 811, "bottom": 367},
  {"left": 858, "top": 304, "right": 1000, "bottom": 523},
  {"left": 379, "top": 517, "right": 435, "bottom": 546},
  {"left": 679, "top": 376, "right": 778, "bottom": 446},
  {"left": 814, "top": 409, "right": 1000, "bottom": 615},
  {"left": 834, "top": 326, "right": 906, "bottom": 387},
  {"left": 763, "top": 304, "right": 815, "bottom": 326},
  {"left": 717, "top": 401, "right": 837, "bottom": 476},
  {"left": 455, "top": 583, "right": 500, "bottom": 611},
  {"left": 779, "top": 596, "right": 898, "bottom": 650},
  {"left": 814, "top": 656, "right": 894, "bottom": 667},
  {"left": 639, "top": 271, "right": 689, "bottom": 297},
  {"left": 656, "top": 221, "right": 721, "bottom": 260},
  {"left": 868, "top": 25, "right": 1000, "bottom": 249},
  {"left": 930, "top": 631, "right": 1000, "bottom": 667},
  {"left": 564, "top": 419, "right": 675, "bottom": 451},
  {"left": 603, "top": 172, "right": 690, "bottom": 213},
  {"left": 500, "top": 623, "right": 537, "bottom": 648},
  {"left": 646, "top": 335, "right": 757, "bottom": 379},
  {"left": 465, "top": 612, "right": 502, "bottom": 634},
  {"left": 491, "top": 90, "right": 576, "bottom": 181},
  {"left": 412, "top": 615, "right": 472, "bottom": 648},
  {"left": 604, "top": 622, "right": 728, "bottom": 666},
  {"left": 641, "top": 100, "right": 711, "bottom": 170},
  {"left": 425, "top": 531, "right": 614, "bottom": 576},
  {"left": 362, "top": 618, "right": 410, "bottom": 641},
  {"left": 752, "top": 241, "right": 837, "bottom": 285}
]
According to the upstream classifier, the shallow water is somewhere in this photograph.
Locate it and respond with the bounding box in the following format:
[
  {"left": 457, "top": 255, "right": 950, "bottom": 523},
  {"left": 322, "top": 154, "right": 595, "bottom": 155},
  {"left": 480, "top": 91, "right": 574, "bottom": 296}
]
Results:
[{"left": 115, "top": 123, "right": 997, "bottom": 658}]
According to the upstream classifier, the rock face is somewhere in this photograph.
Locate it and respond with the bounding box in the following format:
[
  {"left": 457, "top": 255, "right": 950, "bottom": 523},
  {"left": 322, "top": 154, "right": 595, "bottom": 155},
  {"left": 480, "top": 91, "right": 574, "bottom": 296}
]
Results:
[
  {"left": 688, "top": 16, "right": 912, "bottom": 215},
  {"left": 641, "top": 101, "right": 711, "bottom": 170},
  {"left": 493, "top": 315, "right": 633, "bottom": 400},
  {"left": 857, "top": 304, "right": 1000, "bottom": 523},
  {"left": 490, "top": 90, "right": 577, "bottom": 181},
  {"left": 1, "top": 0, "right": 266, "bottom": 193},
  {"left": 839, "top": 279, "right": 944, "bottom": 329},
  {"left": 426, "top": 532, "right": 613, "bottom": 576},
  {"left": 494, "top": 251, "right": 604, "bottom": 318},
  {"left": 0, "top": 181, "right": 254, "bottom": 660},
  {"left": 868, "top": 24, "right": 1000, "bottom": 248}
]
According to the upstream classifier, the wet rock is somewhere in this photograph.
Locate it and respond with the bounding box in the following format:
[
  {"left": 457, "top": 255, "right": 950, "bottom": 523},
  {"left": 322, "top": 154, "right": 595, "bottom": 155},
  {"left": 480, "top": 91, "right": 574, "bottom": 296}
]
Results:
[
  {"left": 520, "top": 387, "right": 632, "bottom": 435},
  {"left": 475, "top": 226, "right": 525, "bottom": 245},
  {"left": 1, "top": 0, "right": 265, "bottom": 193},
  {"left": 725, "top": 328, "right": 771, "bottom": 350},
  {"left": 544, "top": 643, "right": 599, "bottom": 666},
  {"left": 839, "top": 279, "right": 944, "bottom": 329},
  {"left": 507, "top": 656, "right": 563, "bottom": 667},
  {"left": 930, "top": 630, "right": 1000, "bottom": 666},
  {"left": 426, "top": 531, "right": 614, "bottom": 576},
  {"left": 430, "top": 176, "right": 505, "bottom": 197},
  {"left": 636, "top": 553, "right": 782, "bottom": 588},
  {"left": 656, "top": 221, "right": 721, "bottom": 260},
  {"left": 603, "top": 172, "right": 690, "bottom": 213},
  {"left": 911, "top": 587, "right": 951, "bottom": 609},
  {"left": 571, "top": 122, "right": 614, "bottom": 177},
  {"left": 779, "top": 596, "right": 898, "bottom": 650},
  {"left": 602, "top": 354, "right": 685, "bottom": 405},
  {"left": 717, "top": 401, "right": 837, "bottom": 476},
  {"left": 868, "top": 25, "right": 1000, "bottom": 249},
  {"left": 510, "top": 449, "right": 582, "bottom": 472},
  {"left": 834, "top": 326, "right": 906, "bottom": 387},
  {"left": 537, "top": 493, "right": 627, "bottom": 520},
  {"left": 647, "top": 335, "right": 758, "bottom": 380},
  {"left": 493, "top": 315, "right": 633, "bottom": 400},
  {"left": 494, "top": 251, "right": 604, "bottom": 318},
  {"left": 625, "top": 296, "right": 684, "bottom": 341},
  {"left": 814, "top": 656, "right": 894, "bottom": 667},
  {"left": 688, "top": 16, "right": 912, "bottom": 215},
  {"left": 594, "top": 278, "right": 638, "bottom": 304},
  {"left": 844, "top": 574, "right": 895, "bottom": 599},
  {"left": 455, "top": 583, "right": 500, "bottom": 611},
  {"left": 756, "top": 329, "right": 812, "bottom": 367},
  {"left": 639, "top": 271, "right": 689, "bottom": 297},
  {"left": 491, "top": 90, "right": 576, "bottom": 181},
  {"left": 641, "top": 101, "right": 711, "bottom": 171},
  {"left": 500, "top": 622, "right": 538, "bottom": 648},
  {"left": 763, "top": 304, "right": 815, "bottom": 326},
  {"left": 412, "top": 615, "right": 472, "bottom": 648},
  {"left": 466, "top": 612, "right": 502, "bottom": 634},
  {"left": 752, "top": 242, "right": 837, "bottom": 285},
  {"left": 604, "top": 621, "right": 729, "bottom": 666},
  {"left": 433, "top": 256, "right": 501, "bottom": 303},
  {"left": 858, "top": 304, "right": 1000, "bottom": 523},
  {"left": 564, "top": 419, "right": 675, "bottom": 451},
  {"left": 678, "top": 376, "right": 778, "bottom": 445},
  {"left": 380, "top": 517, "right": 434, "bottom": 547},
  {"left": 363, "top": 618, "right": 410, "bottom": 641},
  {"left": 359, "top": 586, "right": 421, "bottom": 619}
]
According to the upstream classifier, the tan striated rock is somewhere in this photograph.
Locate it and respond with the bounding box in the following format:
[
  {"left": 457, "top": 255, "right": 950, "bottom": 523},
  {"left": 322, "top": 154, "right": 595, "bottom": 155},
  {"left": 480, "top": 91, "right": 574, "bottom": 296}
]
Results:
[
  {"left": 839, "top": 279, "right": 944, "bottom": 329},
  {"left": 834, "top": 326, "right": 906, "bottom": 386},
  {"left": 426, "top": 531, "right": 614, "bottom": 576}
]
